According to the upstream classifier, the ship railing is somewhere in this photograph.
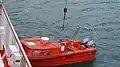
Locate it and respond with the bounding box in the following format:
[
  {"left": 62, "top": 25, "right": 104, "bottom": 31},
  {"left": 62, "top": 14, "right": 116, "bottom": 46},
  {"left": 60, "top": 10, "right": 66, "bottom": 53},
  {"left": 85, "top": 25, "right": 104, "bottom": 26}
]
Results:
[{"left": 1, "top": 5, "right": 32, "bottom": 67}]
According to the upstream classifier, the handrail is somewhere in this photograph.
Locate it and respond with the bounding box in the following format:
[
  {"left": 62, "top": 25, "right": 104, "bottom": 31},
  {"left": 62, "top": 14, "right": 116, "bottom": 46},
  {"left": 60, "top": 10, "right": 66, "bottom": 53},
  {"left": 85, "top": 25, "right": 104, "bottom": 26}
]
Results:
[{"left": 2, "top": 5, "right": 32, "bottom": 67}]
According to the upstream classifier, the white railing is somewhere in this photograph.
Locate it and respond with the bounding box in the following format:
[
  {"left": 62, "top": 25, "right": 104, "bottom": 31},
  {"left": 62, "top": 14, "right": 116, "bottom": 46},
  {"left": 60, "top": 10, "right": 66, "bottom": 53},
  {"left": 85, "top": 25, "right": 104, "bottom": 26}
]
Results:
[{"left": 1, "top": 5, "right": 32, "bottom": 67}]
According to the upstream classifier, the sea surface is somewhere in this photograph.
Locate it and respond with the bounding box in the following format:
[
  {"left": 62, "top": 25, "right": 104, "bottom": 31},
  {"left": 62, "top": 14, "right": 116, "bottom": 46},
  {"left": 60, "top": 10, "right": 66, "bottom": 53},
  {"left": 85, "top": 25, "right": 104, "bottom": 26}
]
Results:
[{"left": 3, "top": 0, "right": 120, "bottom": 67}]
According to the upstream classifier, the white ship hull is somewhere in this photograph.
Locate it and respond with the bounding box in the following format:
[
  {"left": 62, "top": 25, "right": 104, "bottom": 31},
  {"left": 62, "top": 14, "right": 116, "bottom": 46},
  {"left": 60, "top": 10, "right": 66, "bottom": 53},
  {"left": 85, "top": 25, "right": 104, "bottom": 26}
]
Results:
[{"left": 0, "top": 4, "right": 32, "bottom": 67}]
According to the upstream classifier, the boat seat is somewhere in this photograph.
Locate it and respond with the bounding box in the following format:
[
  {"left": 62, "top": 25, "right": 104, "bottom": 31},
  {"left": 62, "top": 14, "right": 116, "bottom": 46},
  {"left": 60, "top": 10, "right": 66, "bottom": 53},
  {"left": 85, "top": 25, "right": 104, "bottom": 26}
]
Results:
[
  {"left": 67, "top": 45, "right": 80, "bottom": 51},
  {"left": 66, "top": 40, "right": 86, "bottom": 50},
  {"left": 0, "top": 54, "right": 4, "bottom": 67}
]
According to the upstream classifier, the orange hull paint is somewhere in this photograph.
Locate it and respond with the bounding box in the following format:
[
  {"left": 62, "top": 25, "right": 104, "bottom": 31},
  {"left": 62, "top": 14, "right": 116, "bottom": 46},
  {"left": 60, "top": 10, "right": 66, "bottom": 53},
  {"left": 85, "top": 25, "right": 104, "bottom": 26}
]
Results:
[
  {"left": 30, "top": 54, "right": 96, "bottom": 66},
  {"left": 29, "top": 48, "right": 96, "bottom": 66}
]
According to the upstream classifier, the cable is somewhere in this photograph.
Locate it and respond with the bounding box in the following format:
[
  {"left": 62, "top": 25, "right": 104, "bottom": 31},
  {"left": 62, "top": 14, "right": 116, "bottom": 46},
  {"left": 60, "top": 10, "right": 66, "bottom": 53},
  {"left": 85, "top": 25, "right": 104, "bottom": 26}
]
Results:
[{"left": 61, "top": 0, "right": 68, "bottom": 31}]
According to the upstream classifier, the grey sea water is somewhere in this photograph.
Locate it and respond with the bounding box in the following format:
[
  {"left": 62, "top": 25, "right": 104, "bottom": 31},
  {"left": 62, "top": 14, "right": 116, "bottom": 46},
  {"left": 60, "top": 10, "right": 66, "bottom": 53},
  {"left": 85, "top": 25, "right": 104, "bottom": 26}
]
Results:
[{"left": 4, "top": 0, "right": 120, "bottom": 67}]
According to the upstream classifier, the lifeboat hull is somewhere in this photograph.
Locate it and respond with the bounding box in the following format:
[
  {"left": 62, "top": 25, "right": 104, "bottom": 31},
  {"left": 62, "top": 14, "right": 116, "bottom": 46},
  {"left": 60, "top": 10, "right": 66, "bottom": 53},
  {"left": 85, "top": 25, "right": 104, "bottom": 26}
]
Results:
[
  {"left": 30, "top": 49, "right": 96, "bottom": 66},
  {"left": 21, "top": 36, "right": 96, "bottom": 66}
]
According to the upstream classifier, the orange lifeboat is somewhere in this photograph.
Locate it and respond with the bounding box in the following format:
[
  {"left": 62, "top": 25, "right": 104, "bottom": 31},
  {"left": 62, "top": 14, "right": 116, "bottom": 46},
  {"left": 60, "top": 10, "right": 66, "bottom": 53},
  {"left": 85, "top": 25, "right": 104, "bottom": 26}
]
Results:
[{"left": 21, "top": 36, "right": 96, "bottom": 67}]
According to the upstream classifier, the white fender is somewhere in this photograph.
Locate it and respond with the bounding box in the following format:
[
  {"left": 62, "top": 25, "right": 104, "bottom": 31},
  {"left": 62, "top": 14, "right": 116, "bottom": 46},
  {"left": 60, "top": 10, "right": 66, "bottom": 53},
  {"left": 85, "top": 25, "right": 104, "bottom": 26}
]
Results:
[{"left": 61, "top": 45, "right": 65, "bottom": 52}]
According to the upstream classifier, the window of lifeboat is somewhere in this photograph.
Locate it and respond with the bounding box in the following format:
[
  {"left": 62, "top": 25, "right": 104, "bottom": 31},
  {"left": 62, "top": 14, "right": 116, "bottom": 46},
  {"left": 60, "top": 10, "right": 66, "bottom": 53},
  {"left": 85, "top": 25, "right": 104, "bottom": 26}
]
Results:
[
  {"left": 32, "top": 50, "right": 53, "bottom": 56},
  {"left": 40, "top": 50, "right": 53, "bottom": 56}
]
